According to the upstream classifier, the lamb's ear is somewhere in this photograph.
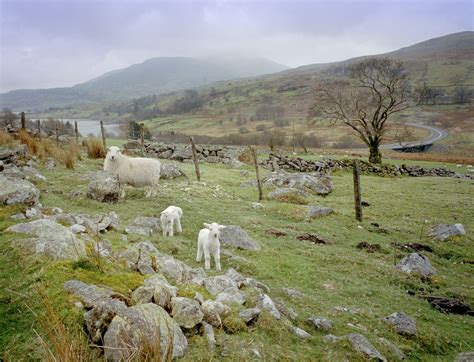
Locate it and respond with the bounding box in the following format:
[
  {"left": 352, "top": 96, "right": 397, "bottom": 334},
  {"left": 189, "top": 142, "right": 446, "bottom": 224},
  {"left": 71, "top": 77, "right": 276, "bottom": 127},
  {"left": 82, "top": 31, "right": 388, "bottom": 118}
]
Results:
[
  {"left": 218, "top": 225, "right": 226, "bottom": 230},
  {"left": 203, "top": 223, "right": 211, "bottom": 229}
]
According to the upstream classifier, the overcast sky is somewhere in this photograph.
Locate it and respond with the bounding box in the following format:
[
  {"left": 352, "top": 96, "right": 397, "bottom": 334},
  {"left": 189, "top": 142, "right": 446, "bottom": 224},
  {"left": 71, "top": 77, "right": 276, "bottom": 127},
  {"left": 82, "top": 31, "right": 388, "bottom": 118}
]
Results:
[{"left": 0, "top": 0, "right": 472, "bottom": 92}]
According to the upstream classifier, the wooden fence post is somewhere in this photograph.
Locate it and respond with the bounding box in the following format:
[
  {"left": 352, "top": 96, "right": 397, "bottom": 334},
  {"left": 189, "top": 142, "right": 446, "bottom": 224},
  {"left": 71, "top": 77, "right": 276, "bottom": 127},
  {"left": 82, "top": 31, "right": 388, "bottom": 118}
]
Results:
[
  {"left": 250, "top": 146, "right": 263, "bottom": 201},
  {"left": 55, "top": 121, "right": 60, "bottom": 146},
  {"left": 189, "top": 137, "right": 201, "bottom": 181},
  {"left": 21, "top": 112, "right": 26, "bottom": 129},
  {"left": 74, "top": 121, "right": 79, "bottom": 143},
  {"left": 353, "top": 160, "right": 362, "bottom": 222},
  {"left": 37, "top": 120, "right": 41, "bottom": 139},
  {"left": 140, "top": 123, "right": 145, "bottom": 156},
  {"left": 100, "top": 120, "right": 107, "bottom": 150}
]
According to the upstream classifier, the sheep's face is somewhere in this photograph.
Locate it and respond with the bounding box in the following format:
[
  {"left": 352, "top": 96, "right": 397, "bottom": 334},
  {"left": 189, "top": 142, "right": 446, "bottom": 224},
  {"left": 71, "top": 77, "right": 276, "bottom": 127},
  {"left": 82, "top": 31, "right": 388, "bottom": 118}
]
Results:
[
  {"left": 106, "top": 146, "right": 121, "bottom": 162},
  {"left": 204, "top": 222, "right": 226, "bottom": 239},
  {"left": 161, "top": 212, "right": 172, "bottom": 223}
]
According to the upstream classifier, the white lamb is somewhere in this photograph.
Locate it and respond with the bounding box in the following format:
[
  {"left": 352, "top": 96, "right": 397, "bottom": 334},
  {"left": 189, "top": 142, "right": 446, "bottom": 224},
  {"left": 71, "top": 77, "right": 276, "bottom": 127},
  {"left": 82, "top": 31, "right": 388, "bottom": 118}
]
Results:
[
  {"left": 103, "top": 146, "right": 161, "bottom": 198},
  {"left": 160, "top": 206, "right": 183, "bottom": 237},
  {"left": 196, "top": 223, "right": 226, "bottom": 271}
]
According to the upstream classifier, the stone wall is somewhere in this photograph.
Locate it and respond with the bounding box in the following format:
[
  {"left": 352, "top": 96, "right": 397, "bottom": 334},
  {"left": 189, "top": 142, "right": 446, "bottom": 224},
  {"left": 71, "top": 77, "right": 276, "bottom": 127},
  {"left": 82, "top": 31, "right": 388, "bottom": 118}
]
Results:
[{"left": 262, "top": 153, "right": 474, "bottom": 179}]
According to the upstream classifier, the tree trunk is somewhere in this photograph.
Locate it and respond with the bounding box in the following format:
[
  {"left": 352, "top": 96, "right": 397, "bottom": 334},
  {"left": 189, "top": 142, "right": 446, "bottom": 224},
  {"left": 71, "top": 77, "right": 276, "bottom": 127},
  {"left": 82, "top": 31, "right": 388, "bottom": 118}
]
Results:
[{"left": 368, "top": 144, "right": 382, "bottom": 164}]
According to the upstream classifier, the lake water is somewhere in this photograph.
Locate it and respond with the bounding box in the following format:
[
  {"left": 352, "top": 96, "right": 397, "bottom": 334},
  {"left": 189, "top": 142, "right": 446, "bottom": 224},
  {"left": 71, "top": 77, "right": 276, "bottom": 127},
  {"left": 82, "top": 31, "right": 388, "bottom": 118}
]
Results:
[{"left": 39, "top": 119, "right": 121, "bottom": 137}]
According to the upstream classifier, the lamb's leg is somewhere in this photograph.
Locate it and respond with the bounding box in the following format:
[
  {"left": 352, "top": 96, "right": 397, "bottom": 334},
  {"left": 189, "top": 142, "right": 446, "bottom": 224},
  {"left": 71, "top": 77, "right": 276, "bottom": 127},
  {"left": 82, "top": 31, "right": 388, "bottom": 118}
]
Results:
[
  {"left": 214, "top": 250, "right": 221, "bottom": 271},
  {"left": 169, "top": 219, "right": 174, "bottom": 237},
  {"left": 162, "top": 221, "right": 166, "bottom": 237},
  {"left": 196, "top": 241, "right": 203, "bottom": 262},
  {"left": 176, "top": 217, "right": 182, "bottom": 233},
  {"left": 204, "top": 248, "right": 211, "bottom": 270}
]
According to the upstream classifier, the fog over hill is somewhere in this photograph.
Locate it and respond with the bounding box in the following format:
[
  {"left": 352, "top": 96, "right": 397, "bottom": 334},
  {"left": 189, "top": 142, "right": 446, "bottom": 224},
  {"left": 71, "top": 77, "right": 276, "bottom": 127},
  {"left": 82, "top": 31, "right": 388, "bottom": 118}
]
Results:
[
  {"left": 0, "top": 57, "right": 289, "bottom": 110},
  {"left": 1, "top": 31, "right": 473, "bottom": 112}
]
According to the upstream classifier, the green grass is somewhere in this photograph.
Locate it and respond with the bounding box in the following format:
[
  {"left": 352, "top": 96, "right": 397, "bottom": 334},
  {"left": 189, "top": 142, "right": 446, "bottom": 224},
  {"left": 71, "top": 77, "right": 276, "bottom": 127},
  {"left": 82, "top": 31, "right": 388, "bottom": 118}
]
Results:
[{"left": 1, "top": 154, "right": 473, "bottom": 360}]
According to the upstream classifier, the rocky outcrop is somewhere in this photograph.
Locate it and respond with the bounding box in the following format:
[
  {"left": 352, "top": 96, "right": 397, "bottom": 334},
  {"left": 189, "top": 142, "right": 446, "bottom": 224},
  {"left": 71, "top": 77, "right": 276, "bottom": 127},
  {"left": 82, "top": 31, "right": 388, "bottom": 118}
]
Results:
[
  {"left": 86, "top": 171, "right": 120, "bottom": 203},
  {"left": 0, "top": 174, "right": 40, "bottom": 206},
  {"left": 160, "top": 163, "right": 186, "bottom": 179},
  {"left": 429, "top": 224, "right": 466, "bottom": 241},
  {"left": 125, "top": 217, "right": 160, "bottom": 236},
  {"left": 220, "top": 226, "right": 261, "bottom": 251},
  {"left": 383, "top": 311, "right": 417, "bottom": 337},
  {"left": 347, "top": 333, "right": 387, "bottom": 361},
  {"left": 395, "top": 253, "right": 437, "bottom": 278},
  {"left": 263, "top": 171, "right": 333, "bottom": 196},
  {"left": 7, "top": 219, "right": 86, "bottom": 260}
]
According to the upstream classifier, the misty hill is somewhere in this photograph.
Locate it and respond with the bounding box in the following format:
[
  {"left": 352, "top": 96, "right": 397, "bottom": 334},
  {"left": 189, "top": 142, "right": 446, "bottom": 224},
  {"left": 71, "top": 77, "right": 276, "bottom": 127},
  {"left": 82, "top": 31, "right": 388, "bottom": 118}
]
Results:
[
  {"left": 0, "top": 57, "right": 289, "bottom": 111},
  {"left": 98, "top": 31, "right": 473, "bottom": 125}
]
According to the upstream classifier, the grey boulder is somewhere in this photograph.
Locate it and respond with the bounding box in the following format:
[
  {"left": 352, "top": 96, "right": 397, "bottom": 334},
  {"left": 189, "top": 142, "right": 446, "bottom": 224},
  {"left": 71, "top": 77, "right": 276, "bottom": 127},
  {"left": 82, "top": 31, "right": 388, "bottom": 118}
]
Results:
[
  {"left": 307, "top": 205, "right": 333, "bottom": 218},
  {"left": 220, "top": 226, "right": 261, "bottom": 251},
  {"left": 383, "top": 311, "right": 417, "bottom": 337},
  {"left": 125, "top": 217, "right": 160, "bottom": 236},
  {"left": 257, "top": 294, "right": 281, "bottom": 320},
  {"left": 347, "top": 333, "right": 386, "bottom": 361},
  {"left": 104, "top": 303, "right": 188, "bottom": 360},
  {"left": 7, "top": 219, "right": 86, "bottom": 260},
  {"left": 306, "top": 316, "right": 333, "bottom": 331},
  {"left": 0, "top": 174, "right": 40, "bottom": 206},
  {"left": 160, "top": 163, "right": 186, "bottom": 179},
  {"left": 395, "top": 253, "right": 437, "bottom": 278},
  {"left": 429, "top": 224, "right": 466, "bottom": 241},
  {"left": 170, "top": 297, "right": 204, "bottom": 329},
  {"left": 86, "top": 171, "right": 120, "bottom": 203}
]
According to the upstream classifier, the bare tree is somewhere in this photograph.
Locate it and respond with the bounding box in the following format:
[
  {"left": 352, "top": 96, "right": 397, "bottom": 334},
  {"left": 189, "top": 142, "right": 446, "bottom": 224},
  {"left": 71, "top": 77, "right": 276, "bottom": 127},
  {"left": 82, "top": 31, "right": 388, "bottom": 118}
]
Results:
[{"left": 319, "top": 58, "right": 409, "bottom": 163}]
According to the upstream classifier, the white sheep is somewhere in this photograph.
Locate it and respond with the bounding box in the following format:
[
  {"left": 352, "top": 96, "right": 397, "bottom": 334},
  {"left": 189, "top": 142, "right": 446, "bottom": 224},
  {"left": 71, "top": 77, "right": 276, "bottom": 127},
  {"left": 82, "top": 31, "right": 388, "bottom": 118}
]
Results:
[
  {"left": 160, "top": 206, "right": 183, "bottom": 237},
  {"left": 103, "top": 146, "right": 161, "bottom": 198},
  {"left": 196, "top": 223, "right": 226, "bottom": 271}
]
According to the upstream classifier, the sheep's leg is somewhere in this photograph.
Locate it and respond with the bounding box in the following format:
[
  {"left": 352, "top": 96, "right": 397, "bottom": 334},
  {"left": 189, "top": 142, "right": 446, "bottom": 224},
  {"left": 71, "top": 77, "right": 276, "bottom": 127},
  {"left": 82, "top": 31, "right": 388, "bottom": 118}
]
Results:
[
  {"left": 214, "top": 249, "right": 221, "bottom": 271},
  {"left": 169, "top": 219, "right": 174, "bottom": 237},
  {"left": 146, "top": 183, "right": 158, "bottom": 198},
  {"left": 196, "top": 242, "right": 203, "bottom": 262},
  {"left": 204, "top": 249, "right": 211, "bottom": 270},
  {"left": 162, "top": 221, "right": 166, "bottom": 237},
  {"left": 120, "top": 184, "right": 126, "bottom": 198},
  {"left": 176, "top": 217, "right": 182, "bottom": 233}
]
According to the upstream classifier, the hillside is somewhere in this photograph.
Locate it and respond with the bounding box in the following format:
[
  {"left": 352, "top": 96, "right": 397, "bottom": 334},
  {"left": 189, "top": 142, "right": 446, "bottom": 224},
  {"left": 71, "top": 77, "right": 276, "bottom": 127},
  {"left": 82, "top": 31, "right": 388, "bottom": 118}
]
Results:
[
  {"left": 0, "top": 57, "right": 289, "bottom": 111},
  {"left": 1, "top": 136, "right": 473, "bottom": 360},
  {"left": 85, "top": 32, "right": 473, "bottom": 153}
]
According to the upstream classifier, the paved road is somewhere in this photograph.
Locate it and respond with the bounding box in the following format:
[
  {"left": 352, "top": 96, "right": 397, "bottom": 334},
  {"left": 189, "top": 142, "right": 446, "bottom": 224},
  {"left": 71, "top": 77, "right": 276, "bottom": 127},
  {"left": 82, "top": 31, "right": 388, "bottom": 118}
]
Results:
[{"left": 381, "top": 122, "right": 449, "bottom": 150}]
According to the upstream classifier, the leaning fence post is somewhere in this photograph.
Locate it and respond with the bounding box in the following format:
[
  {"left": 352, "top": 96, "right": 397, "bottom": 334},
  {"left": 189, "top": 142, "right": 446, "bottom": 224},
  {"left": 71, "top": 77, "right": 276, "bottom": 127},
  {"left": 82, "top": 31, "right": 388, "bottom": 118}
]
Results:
[
  {"left": 100, "top": 120, "right": 107, "bottom": 150},
  {"left": 74, "top": 121, "right": 79, "bottom": 143},
  {"left": 353, "top": 160, "right": 362, "bottom": 222},
  {"left": 21, "top": 112, "right": 26, "bottom": 130},
  {"left": 250, "top": 146, "right": 263, "bottom": 201},
  {"left": 190, "top": 137, "right": 201, "bottom": 181}
]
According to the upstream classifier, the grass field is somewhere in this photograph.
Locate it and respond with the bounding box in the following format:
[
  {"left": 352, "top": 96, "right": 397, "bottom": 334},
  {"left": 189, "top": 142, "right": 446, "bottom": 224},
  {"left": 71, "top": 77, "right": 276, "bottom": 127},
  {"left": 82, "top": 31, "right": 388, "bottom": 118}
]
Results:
[{"left": 1, "top": 149, "right": 473, "bottom": 360}]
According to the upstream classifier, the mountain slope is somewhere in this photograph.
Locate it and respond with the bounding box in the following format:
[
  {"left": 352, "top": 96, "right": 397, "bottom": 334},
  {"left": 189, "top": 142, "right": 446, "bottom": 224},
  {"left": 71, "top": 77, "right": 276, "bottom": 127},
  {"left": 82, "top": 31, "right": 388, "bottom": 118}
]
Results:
[{"left": 0, "top": 57, "right": 289, "bottom": 111}]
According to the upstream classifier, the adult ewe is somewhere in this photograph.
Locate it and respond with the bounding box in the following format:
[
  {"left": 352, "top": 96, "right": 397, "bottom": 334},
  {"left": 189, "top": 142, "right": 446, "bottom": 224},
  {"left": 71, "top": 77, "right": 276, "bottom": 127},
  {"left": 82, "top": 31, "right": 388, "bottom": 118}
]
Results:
[
  {"left": 160, "top": 206, "right": 183, "bottom": 237},
  {"left": 196, "top": 223, "right": 226, "bottom": 271},
  {"left": 104, "top": 146, "right": 161, "bottom": 198}
]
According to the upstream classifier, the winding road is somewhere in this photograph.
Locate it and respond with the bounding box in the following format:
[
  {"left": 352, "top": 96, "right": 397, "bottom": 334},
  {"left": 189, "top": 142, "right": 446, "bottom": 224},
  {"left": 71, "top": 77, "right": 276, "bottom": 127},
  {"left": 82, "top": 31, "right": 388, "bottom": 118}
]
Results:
[{"left": 382, "top": 122, "right": 449, "bottom": 152}]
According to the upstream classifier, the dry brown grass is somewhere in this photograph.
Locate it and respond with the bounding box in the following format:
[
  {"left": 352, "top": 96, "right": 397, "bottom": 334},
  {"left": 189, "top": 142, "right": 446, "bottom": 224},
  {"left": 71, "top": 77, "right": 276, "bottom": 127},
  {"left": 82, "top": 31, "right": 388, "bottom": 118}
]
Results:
[
  {"left": 18, "top": 129, "right": 39, "bottom": 154},
  {"left": 0, "top": 130, "right": 15, "bottom": 147},
  {"left": 385, "top": 151, "right": 474, "bottom": 165},
  {"left": 84, "top": 138, "right": 106, "bottom": 159},
  {"left": 32, "top": 289, "right": 92, "bottom": 362},
  {"left": 16, "top": 129, "right": 80, "bottom": 168}
]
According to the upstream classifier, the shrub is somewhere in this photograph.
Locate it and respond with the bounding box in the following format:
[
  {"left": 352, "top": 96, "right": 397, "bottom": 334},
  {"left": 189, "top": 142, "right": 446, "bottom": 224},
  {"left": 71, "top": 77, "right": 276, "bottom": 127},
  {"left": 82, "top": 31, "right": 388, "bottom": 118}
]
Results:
[
  {"left": 18, "top": 129, "right": 39, "bottom": 155},
  {"left": 0, "top": 130, "right": 15, "bottom": 147},
  {"left": 84, "top": 138, "right": 105, "bottom": 159}
]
